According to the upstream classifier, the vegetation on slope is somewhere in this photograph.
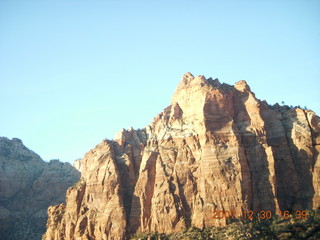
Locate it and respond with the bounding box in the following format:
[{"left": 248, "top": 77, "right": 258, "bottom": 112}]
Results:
[{"left": 131, "top": 209, "right": 320, "bottom": 240}]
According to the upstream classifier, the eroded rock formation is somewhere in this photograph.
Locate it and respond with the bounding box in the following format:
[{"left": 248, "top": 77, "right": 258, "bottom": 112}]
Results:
[
  {"left": 0, "top": 137, "right": 80, "bottom": 240},
  {"left": 43, "top": 73, "right": 320, "bottom": 240}
]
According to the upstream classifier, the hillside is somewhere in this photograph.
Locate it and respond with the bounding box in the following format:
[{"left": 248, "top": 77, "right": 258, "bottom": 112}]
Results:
[{"left": 0, "top": 137, "right": 80, "bottom": 240}]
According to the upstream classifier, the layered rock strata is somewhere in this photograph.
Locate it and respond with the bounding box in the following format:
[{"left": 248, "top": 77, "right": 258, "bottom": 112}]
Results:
[
  {"left": 43, "top": 73, "right": 320, "bottom": 240},
  {"left": 0, "top": 137, "right": 80, "bottom": 240}
]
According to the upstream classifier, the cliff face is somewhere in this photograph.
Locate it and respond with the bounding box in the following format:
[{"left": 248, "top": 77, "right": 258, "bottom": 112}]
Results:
[
  {"left": 0, "top": 137, "right": 80, "bottom": 240},
  {"left": 43, "top": 73, "right": 320, "bottom": 240}
]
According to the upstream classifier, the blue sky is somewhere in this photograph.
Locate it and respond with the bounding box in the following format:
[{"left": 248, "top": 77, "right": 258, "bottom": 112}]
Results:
[{"left": 1, "top": 0, "right": 319, "bottom": 163}]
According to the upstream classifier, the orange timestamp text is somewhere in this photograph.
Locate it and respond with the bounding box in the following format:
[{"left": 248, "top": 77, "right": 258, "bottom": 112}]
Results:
[{"left": 212, "top": 210, "right": 308, "bottom": 220}]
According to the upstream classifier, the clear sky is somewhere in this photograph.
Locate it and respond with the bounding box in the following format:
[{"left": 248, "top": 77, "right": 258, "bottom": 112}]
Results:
[{"left": 1, "top": 0, "right": 319, "bottom": 163}]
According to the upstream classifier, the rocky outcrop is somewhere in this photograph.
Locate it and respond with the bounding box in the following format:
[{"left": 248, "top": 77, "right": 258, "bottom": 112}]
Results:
[
  {"left": 43, "top": 73, "right": 320, "bottom": 240},
  {"left": 0, "top": 137, "right": 80, "bottom": 240}
]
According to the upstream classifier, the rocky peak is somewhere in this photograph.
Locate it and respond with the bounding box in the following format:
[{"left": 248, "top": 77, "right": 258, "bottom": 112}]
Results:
[
  {"left": 181, "top": 72, "right": 194, "bottom": 82},
  {"left": 43, "top": 73, "right": 320, "bottom": 240},
  {"left": 177, "top": 73, "right": 208, "bottom": 91},
  {"left": 234, "top": 80, "right": 251, "bottom": 92},
  {"left": 207, "top": 77, "right": 221, "bottom": 87},
  {"left": 0, "top": 137, "right": 42, "bottom": 162}
]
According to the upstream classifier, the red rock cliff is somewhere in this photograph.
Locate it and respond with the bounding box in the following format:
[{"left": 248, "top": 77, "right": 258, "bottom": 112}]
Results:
[{"left": 43, "top": 73, "right": 320, "bottom": 240}]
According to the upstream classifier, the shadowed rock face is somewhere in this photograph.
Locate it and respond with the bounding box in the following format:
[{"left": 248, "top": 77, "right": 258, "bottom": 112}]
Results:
[
  {"left": 43, "top": 73, "right": 320, "bottom": 240},
  {"left": 0, "top": 137, "right": 80, "bottom": 240}
]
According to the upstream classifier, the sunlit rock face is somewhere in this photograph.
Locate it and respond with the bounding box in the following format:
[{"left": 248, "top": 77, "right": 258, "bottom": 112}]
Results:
[
  {"left": 43, "top": 73, "right": 320, "bottom": 240},
  {"left": 0, "top": 137, "right": 80, "bottom": 240}
]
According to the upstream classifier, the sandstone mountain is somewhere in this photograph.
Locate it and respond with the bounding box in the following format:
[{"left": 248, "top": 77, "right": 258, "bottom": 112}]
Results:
[
  {"left": 43, "top": 73, "right": 320, "bottom": 240},
  {"left": 0, "top": 137, "right": 80, "bottom": 240}
]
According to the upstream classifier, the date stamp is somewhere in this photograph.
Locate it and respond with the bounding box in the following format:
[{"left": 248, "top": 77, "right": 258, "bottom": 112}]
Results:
[{"left": 212, "top": 210, "right": 308, "bottom": 220}]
